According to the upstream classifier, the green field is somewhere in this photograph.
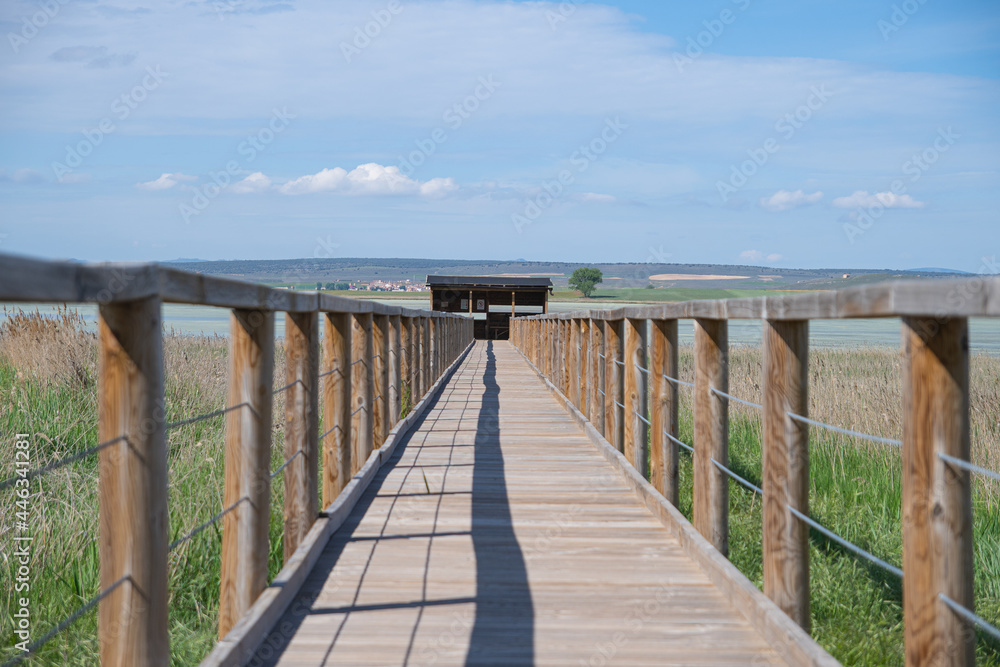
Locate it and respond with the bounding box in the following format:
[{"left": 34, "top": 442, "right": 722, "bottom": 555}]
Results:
[{"left": 553, "top": 287, "right": 793, "bottom": 302}]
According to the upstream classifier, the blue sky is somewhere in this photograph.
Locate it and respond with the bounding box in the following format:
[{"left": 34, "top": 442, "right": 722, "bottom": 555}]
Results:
[{"left": 0, "top": 0, "right": 997, "bottom": 270}]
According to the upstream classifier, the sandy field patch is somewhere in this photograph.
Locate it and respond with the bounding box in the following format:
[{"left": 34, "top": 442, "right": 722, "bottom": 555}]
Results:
[{"left": 649, "top": 273, "right": 749, "bottom": 281}]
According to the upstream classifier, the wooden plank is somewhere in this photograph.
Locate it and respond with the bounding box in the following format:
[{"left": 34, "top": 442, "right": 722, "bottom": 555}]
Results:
[
  {"left": 200, "top": 338, "right": 474, "bottom": 667},
  {"left": 283, "top": 311, "right": 319, "bottom": 561},
  {"left": 762, "top": 320, "right": 810, "bottom": 630},
  {"left": 400, "top": 316, "right": 411, "bottom": 409},
  {"left": 901, "top": 316, "right": 974, "bottom": 667},
  {"left": 520, "top": 343, "right": 839, "bottom": 666},
  {"left": 97, "top": 296, "right": 169, "bottom": 666},
  {"left": 351, "top": 313, "right": 374, "bottom": 474},
  {"left": 322, "top": 312, "right": 351, "bottom": 506},
  {"left": 623, "top": 317, "right": 648, "bottom": 475},
  {"left": 220, "top": 309, "right": 274, "bottom": 638},
  {"left": 693, "top": 318, "right": 728, "bottom": 556},
  {"left": 650, "top": 319, "right": 679, "bottom": 505}
]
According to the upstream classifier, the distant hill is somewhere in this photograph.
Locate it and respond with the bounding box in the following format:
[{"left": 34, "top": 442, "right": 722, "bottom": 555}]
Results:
[
  {"left": 908, "top": 267, "right": 969, "bottom": 275},
  {"left": 162, "top": 257, "right": 962, "bottom": 291}
]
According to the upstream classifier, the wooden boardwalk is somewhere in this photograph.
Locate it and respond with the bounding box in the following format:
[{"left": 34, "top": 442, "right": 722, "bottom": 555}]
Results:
[{"left": 253, "top": 341, "right": 787, "bottom": 666}]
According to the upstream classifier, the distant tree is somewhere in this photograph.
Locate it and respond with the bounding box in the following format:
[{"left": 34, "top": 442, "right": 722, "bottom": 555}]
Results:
[
  {"left": 334, "top": 281, "right": 350, "bottom": 291},
  {"left": 569, "top": 267, "right": 603, "bottom": 297},
  {"left": 316, "top": 282, "right": 322, "bottom": 290}
]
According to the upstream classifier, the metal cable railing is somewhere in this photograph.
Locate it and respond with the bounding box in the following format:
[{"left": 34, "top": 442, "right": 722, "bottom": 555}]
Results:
[
  {"left": 940, "top": 594, "right": 1000, "bottom": 643},
  {"left": 938, "top": 453, "right": 1000, "bottom": 483},
  {"left": 710, "top": 387, "right": 763, "bottom": 410},
  {"left": 270, "top": 450, "right": 304, "bottom": 481},
  {"left": 664, "top": 430, "right": 693, "bottom": 454},
  {"left": 169, "top": 498, "right": 248, "bottom": 552},
  {"left": 663, "top": 373, "right": 694, "bottom": 388},
  {"left": 711, "top": 457, "right": 762, "bottom": 495},
  {"left": 1, "top": 575, "right": 130, "bottom": 667},
  {"left": 0, "top": 436, "right": 125, "bottom": 491},
  {"left": 166, "top": 403, "right": 249, "bottom": 431},
  {"left": 787, "top": 506, "right": 903, "bottom": 579},
  {"left": 786, "top": 412, "right": 902, "bottom": 447}
]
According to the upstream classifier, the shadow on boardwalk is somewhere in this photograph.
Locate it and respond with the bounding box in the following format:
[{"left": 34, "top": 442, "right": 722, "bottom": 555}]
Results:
[{"left": 249, "top": 341, "right": 534, "bottom": 666}]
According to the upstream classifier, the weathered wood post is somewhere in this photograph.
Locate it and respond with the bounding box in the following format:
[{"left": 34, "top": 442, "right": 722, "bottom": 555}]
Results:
[
  {"left": 590, "top": 319, "right": 605, "bottom": 435},
  {"left": 282, "top": 311, "right": 319, "bottom": 561},
  {"left": 568, "top": 319, "right": 580, "bottom": 407},
  {"left": 623, "top": 317, "right": 648, "bottom": 476},
  {"left": 414, "top": 317, "right": 425, "bottom": 400},
  {"left": 605, "top": 318, "right": 624, "bottom": 451},
  {"left": 400, "top": 316, "right": 411, "bottom": 411},
  {"left": 351, "top": 312, "right": 374, "bottom": 473},
  {"left": 372, "top": 314, "right": 389, "bottom": 446},
  {"left": 322, "top": 312, "right": 351, "bottom": 505},
  {"left": 98, "top": 296, "right": 169, "bottom": 665},
  {"left": 220, "top": 308, "right": 274, "bottom": 638},
  {"left": 389, "top": 314, "right": 401, "bottom": 425},
  {"left": 693, "top": 318, "right": 729, "bottom": 556},
  {"left": 579, "top": 319, "right": 589, "bottom": 416},
  {"left": 429, "top": 317, "right": 438, "bottom": 384},
  {"left": 762, "top": 319, "right": 810, "bottom": 630},
  {"left": 902, "top": 316, "right": 973, "bottom": 667},
  {"left": 421, "top": 316, "right": 431, "bottom": 396},
  {"left": 650, "top": 319, "right": 679, "bottom": 506}
]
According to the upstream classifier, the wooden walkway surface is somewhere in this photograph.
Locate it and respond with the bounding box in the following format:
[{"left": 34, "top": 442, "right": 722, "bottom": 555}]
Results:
[{"left": 254, "top": 341, "right": 787, "bottom": 666}]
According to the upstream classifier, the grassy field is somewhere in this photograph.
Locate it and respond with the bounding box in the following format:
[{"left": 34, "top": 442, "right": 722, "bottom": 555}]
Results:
[
  {"left": 672, "top": 345, "right": 1000, "bottom": 665},
  {"left": 2, "top": 312, "right": 998, "bottom": 665},
  {"left": 553, "top": 287, "right": 791, "bottom": 302}
]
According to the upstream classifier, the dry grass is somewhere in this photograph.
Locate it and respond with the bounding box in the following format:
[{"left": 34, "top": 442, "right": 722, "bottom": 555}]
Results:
[
  {"left": 0, "top": 306, "right": 96, "bottom": 387},
  {"left": 683, "top": 344, "right": 1000, "bottom": 475}
]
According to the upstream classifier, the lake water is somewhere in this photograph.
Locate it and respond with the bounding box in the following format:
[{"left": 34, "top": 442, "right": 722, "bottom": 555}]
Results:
[{"left": 4, "top": 301, "right": 999, "bottom": 354}]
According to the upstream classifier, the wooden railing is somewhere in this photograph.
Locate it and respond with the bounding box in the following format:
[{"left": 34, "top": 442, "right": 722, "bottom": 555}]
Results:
[
  {"left": 0, "top": 255, "right": 473, "bottom": 666},
  {"left": 511, "top": 276, "right": 1000, "bottom": 667}
]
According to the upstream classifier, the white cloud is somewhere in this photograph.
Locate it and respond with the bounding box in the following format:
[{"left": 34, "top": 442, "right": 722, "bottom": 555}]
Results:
[
  {"left": 760, "top": 189, "right": 822, "bottom": 212},
  {"left": 136, "top": 172, "right": 196, "bottom": 191},
  {"left": 278, "top": 163, "right": 458, "bottom": 198},
  {"left": 831, "top": 190, "right": 925, "bottom": 209},
  {"left": 580, "top": 193, "right": 617, "bottom": 203},
  {"left": 231, "top": 172, "right": 272, "bottom": 194},
  {"left": 740, "top": 250, "right": 783, "bottom": 263}
]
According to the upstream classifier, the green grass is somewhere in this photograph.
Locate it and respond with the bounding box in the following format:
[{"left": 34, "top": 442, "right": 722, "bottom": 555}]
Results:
[
  {"left": 670, "top": 394, "right": 1000, "bottom": 666},
  {"left": 552, "top": 287, "right": 794, "bottom": 302},
  {"left": 0, "top": 348, "right": 292, "bottom": 665}
]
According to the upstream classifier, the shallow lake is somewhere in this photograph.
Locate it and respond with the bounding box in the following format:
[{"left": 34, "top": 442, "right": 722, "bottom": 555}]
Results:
[{"left": 4, "top": 300, "right": 999, "bottom": 354}]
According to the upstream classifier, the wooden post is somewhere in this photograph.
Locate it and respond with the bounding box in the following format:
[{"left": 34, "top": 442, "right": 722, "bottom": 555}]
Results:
[
  {"left": 561, "top": 320, "right": 570, "bottom": 396},
  {"left": 351, "top": 312, "right": 373, "bottom": 472},
  {"left": 605, "top": 319, "right": 624, "bottom": 452},
  {"left": 372, "top": 314, "right": 389, "bottom": 447},
  {"left": 400, "top": 316, "right": 411, "bottom": 409},
  {"left": 650, "top": 319, "right": 679, "bottom": 506},
  {"left": 569, "top": 319, "right": 580, "bottom": 408},
  {"left": 624, "top": 317, "right": 648, "bottom": 476},
  {"left": 578, "top": 319, "right": 588, "bottom": 415},
  {"left": 322, "top": 312, "right": 351, "bottom": 506},
  {"left": 693, "top": 318, "right": 728, "bottom": 556},
  {"left": 429, "top": 318, "right": 437, "bottom": 383},
  {"left": 421, "top": 316, "right": 431, "bottom": 396},
  {"left": 762, "top": 319, "right": 810, "bottom": 630},
  {"left": 282, "top": 311, "right": 319, "bottom": 561},
  {"left": 902, "top": 316, "right": 973, "bottom": 667},
  {"left": 98, "top": 296, "right": 169, "bottom": 665},
  {"left": 220, "top": 309, "right": 274, "bottom": 638},
  {"left": 389, "top": 314, "right": 401, "bottom": 425},
  {"left": 590, "top": 319, "right": 605, "bottom": 436},
  {"left": 414, "top": 317, "right": 425, "bottom": 400}
]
